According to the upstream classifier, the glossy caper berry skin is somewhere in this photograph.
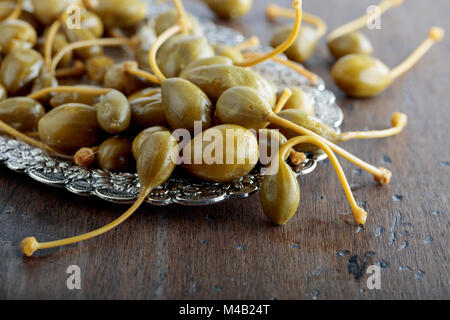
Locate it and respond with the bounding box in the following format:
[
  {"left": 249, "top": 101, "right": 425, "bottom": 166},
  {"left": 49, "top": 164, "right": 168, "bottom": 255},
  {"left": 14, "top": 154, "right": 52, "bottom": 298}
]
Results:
[
  {"left": 97, "top": 137, "right": 133, "bottom": 172},
  {"left": 136, "top": 131, "right": 178, "bottom": 192},
  {"left": 86, "top": 55, "right": 115, "bottom": 83},
  {"left": 179, "top": 56, "right": 233, "bottom": 79},
  {"left": 103, "top": 63, "right": 147, "bottom": 96},
  {"left": 257, "top": 129, "right": 288, "bottom": 162},
  {"left": 135, "top": 48, "right": 152, "bottom": 72},
  {"left": 95, "top": 90, "right": 131, "bottom": 134},
  {"left": 130, "top": 95, "right": 168, "bottom": 130},
  {"left": 271, "top": 25, "right": 320, "bottom": 63},
  {"left": 328, "top": 31, "right": 373, "bottom": 60},
  {"left": 205, "top": 0, "right": 253, "bottom": 19},
  {"left": 38, "top": 103, "right": 101, "bottom": 153},
  {"left": 0, "top": 2, "right": 15, "bottom": 21},
  {"left": 213, "top": 45, "right": 243, "bottom": 63},
  {"left": 0, "top": 97, "right": 45, "bottom": 132},
  {"left": 31, "top": 70, "right": 58, "bottom": 99},
  {"left": 184, "top": 65, "right": 277, "bottom": 105},
  {"left": 183, "top": 124, "right": 259, "bottom": 182},
  {"left": 216, "top": 86, "right": 271, "bottom": 130},
  {"left": 49, "top": 87, "right": 101, "bottom": 109},
  {"left": 157, "top": 35, "right": 215, "bottom": 78},
  {"left": 331, "top": 54, "right": 392, "bottom": 98},
  {"left": 260, "top": 160, "right": 300, "bottom": 225},
  {"left": 154, "top": 9, "right": 203, "bottom": 36},
  {"left": 162, "top": 78, "right": 214, "bottom": 133},
  {"left": 0, "top": 84, "right": 7, "bottom": 102},
  {"left": 0, "top": 19, "right": 37, "bottom": 54},
  {"left": 0, "top": 48, "right": 43, "bottom": 95},
  {"left": 88, "top": 0, "right": 148, "bottom": 29},
  {"left": 31, "top": 0, "right": 71, "bottom": 25},
  {"left": 278, "top": 87, "right": 314, "bottom": 116},
  {"left": 132, "top": 126, "right": 171, "bottom": 160}
]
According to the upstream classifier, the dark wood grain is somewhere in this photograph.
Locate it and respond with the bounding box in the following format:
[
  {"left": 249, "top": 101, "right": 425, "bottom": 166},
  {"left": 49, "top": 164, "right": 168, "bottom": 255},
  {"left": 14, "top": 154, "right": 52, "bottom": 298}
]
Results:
[{"left": 1, "top": 0, "right": 449, "bottom": 300}]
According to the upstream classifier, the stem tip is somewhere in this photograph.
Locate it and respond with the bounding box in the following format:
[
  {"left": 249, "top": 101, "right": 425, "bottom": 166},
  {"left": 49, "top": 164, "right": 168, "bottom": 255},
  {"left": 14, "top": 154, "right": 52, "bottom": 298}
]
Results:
[
  {"left": 293, "top": 0, "right": 301, "bottom": 9},
  {"left": 374, "top": 167, "right": 392, "bottom": 184},
  {"left": 429, "top": 27, "right": 445, "bottom": 42},
  {"left": 353, "top": 207, "right": 368, "bottom": 225},
  {"left": 21, "top": 237, "right": 39, "bottom": 257},
  {"left": 391, "top": 112, "right": 407, "bottom": 128}
]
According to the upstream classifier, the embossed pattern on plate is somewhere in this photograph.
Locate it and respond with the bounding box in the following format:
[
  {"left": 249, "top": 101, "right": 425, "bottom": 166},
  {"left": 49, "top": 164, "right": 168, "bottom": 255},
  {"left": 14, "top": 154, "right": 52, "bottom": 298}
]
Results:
[{"left": 0, "top": 1, "right": 343, "bottom": 206}]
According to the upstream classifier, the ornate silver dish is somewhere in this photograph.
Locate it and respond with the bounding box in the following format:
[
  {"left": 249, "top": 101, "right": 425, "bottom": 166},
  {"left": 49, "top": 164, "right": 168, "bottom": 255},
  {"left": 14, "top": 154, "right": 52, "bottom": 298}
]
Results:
[{"left": 0, "top": 2, "right": 343, "bottom": 206}]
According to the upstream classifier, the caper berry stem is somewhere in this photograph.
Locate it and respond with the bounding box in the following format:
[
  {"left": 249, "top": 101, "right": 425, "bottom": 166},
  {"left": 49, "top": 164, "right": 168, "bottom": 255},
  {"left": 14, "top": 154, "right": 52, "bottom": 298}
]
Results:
[
  {"left": 242, "top": 52, "right": 318, "bottom": 85},
  {"left": 266, "top": 113, "right": 392, "bottom": 184},
  {"left": 123, "top": 62, "right": 161, "bottom": 85},
  {"left": 25, "top": 132, "right": 40, "bottom": 138},
  {"left": 266, "top": 4, "right": 327, "bottom": 37},
  {"left": 280, "top": 136, "right": 367, "bottom": 225},
  {"left": 51, "top": 37, "right": 140, "bottom": 74},
  {"left": 273, "top": 88, "right": 292, "bottom": 113},
  {"left": 55, "top": 60, "right": 86, "bottom": 78},
  {"left": 45, "top": 19, "right": 62, "bottom": 71},
  {"left": 28, "top": 86, "right": 111, "bottom": 100},
  {"left": 236, "top": 0, "right": 302, "bottom": 68},
  {"left": 339, "top": 112, "right": 407, "bottom": 142},
  {"left": 327, "top": 0, "right": 403, "bottom": 43},
  {"left": 148, "top": 24, "right": 182, "bottom": 83},
  {"left": 389, "top": 27, "right": 445, "bottom": 80},
  {"left": 234, "top": 36, "right": 260, "bottom": 52},
  {"left": 174, "top": 0, "right": 192, "bottom": 33},
  {"left": 21, "top": 193, "right": 148, "bottom": 257},
  {"left": 3, "top": 0, "right": 22, "bottom": 21}
]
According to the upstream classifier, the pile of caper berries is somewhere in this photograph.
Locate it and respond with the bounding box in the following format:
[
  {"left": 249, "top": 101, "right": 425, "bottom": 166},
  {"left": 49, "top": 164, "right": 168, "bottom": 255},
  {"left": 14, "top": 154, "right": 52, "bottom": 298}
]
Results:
[{"left": 0, "top": 0, "right": 439, "bottom": 257}]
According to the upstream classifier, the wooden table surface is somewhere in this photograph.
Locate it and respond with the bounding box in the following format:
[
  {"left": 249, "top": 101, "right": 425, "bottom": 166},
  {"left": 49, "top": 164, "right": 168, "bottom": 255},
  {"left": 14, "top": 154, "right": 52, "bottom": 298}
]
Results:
[{"left": 1, "top": 0, "right": 449, "bottom": 300}]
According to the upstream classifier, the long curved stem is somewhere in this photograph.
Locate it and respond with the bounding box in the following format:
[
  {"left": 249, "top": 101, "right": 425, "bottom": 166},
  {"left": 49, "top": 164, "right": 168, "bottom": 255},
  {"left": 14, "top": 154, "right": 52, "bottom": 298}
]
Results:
[
  {"left": 45, "top": 20, "right": 62, "bottom": 71},
  {"left": 236, "top": 0, "right": 303, "bottom": 67},
  {"left": 123, "top": 62, "right": 161, "bottom": 85},
  {"left": 266, "top": 113, "right": 392, "bottom": 184},
  {"left": 4, "top": 0, "right": 22, "bottom": 20},
  {"left": 55, "top": 60, "right": 86, "bottom": 78},
  {"left": 174, "top": 0, "right": 191, "bottom": 33},
  {"left": 338, "top": 113, "right": 407, "bottom": 142},
  {"left": 280, "top": 136, "right": 367, "bottom": 225},
  {"left": 327, "top": 0, "right": 403, "bottom": 42},
  {"left": 21, "top": 193, "right": 148, "bottom": 257},
  {"left": 242, "top": 52, "right": 318, "bottom": 85},
  {"left": 389, "top": 27, "right": 445, "bottom": 80},
  {"left": 148, "top": 24, "right": 182, "bottom": 83},
  {"left": 234, "top": 36, "right": 260, "bottom": 52},
  {"left": 51, "top": 37, "right": 138, "bottom": 74},
  {"left": 28, "top": 86, "right": 111, "bottom": 100},
  {"left": 266, "top": 4, "right": 327, "bottom": 37}
]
